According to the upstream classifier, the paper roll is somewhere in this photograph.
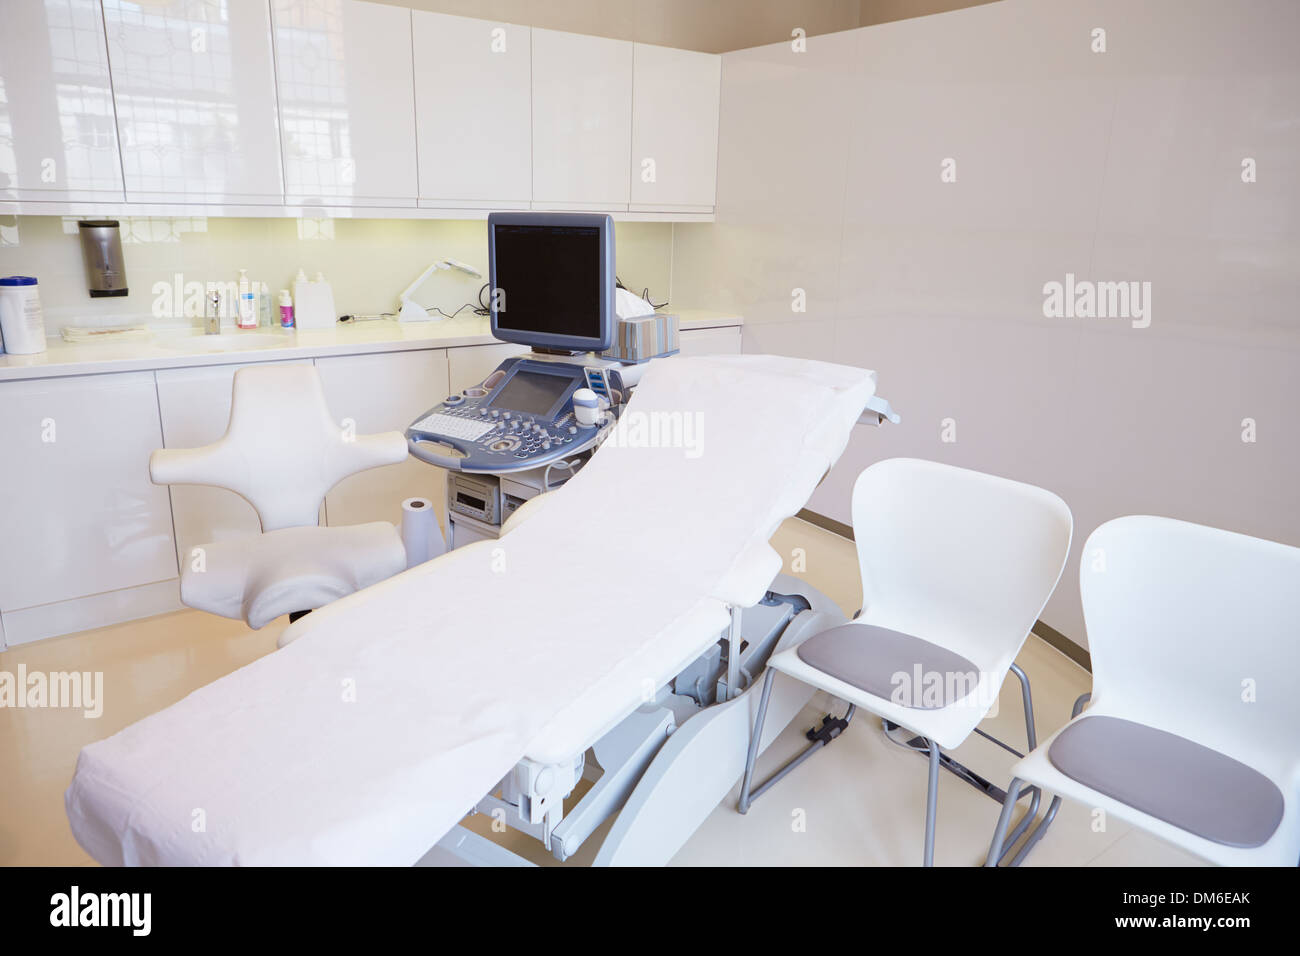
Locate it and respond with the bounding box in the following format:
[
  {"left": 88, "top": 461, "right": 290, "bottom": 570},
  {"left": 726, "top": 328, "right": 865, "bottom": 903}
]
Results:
[{"left": 400, "top": 497, "right": 444, "bottom": 568}]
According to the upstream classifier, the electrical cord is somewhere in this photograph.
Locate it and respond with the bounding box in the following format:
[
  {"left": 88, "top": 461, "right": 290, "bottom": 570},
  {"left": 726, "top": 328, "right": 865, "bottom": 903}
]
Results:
[
  {"left": 424, "top": 302, "right": 477, "bottom": 320},
  {"left": 881, "top": 718, "right": 933, "bottom": 754},
  {"left": 424, "top": 283, "right": 493, "bottom": 319},
  {"left": 543, "top": 457, "right": 581, "bottom": 491},
  {"left": 616, "top": 276, "right": 668, "bottom": 310}
]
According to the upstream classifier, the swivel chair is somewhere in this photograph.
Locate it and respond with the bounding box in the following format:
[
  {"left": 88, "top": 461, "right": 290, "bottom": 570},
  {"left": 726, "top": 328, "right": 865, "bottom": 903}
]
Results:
[{"left": 149, "top": 364, "right": 409, "bottom": 631}]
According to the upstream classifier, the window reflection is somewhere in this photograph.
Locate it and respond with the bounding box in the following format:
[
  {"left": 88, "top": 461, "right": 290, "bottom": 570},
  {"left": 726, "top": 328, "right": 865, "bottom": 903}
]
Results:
[
  {"left": 274, "top": 0, "right": 353, "bottom": 203},
  {"left": 105, "top": 0, "right": 243, "bottom": 200},
  {"left": 121, "top": 215, "right": 209, "bottom": 242},
  {"left": 0, "top": 0, "right": 121, "bottom": 197},
  {"left": 296, "top": 216, "right": 334, "bottom": 240}
]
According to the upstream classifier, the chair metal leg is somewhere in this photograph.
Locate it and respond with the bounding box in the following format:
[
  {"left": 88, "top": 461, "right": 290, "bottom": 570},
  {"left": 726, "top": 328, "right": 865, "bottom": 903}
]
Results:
[
  {"left": 737, "top": 669, "right": 775, "bottom": 814},
  {"left": 988, "top": 691, "right": 1092, "bottom": 866},
  {"left": 985, "top": 776, "right": 1024, "bottom": 866},
  {"left": 891, "top": 664, "right": 1050, "bottom": 865},
  {"left": 1004, "top": 662, "right": 1042, "bottom": 836},
  {"left": 923, "top": 738, "right": 940, "bottom": 866},
  {"left": 1007, "top": 793, "right": 1064, "bottom": 866},
  {"left": 738, "top": 671, "right": 855, "bottom": 813}
]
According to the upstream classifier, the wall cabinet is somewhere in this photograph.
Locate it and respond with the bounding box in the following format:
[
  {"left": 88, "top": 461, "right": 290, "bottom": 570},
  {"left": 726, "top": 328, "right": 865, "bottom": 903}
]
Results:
[
  {"left": 413, "top": 12, "right": 531, "bottom": 208},
  {"left": 272, "top": 0, "right": 419, "bottom": 207},
  {"left": 0, "top": 0, "right": 124, "bottom": 202},
  {"left": 531, "top": 29, "right": 634, "bottom": 210},
  {"left": 2, "top": 3, "right": 718, "bottom": 216},
  {"left": 315, "top": 349, "right": 450, "bottom": 530},
  {"left": 630, "top": 44, "right": 721, "bottom": 213},
  {"left": 0, "top": 371, "right": 175, "bottom": 619},
  {"left": 102, "top": 0, "right": 284, "bottom": 204}
]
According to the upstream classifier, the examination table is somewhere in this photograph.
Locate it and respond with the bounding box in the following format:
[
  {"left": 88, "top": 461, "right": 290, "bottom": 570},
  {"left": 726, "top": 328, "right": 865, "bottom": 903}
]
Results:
[{"left": 65, "top": 354, "right": 878, "bottom": 866}]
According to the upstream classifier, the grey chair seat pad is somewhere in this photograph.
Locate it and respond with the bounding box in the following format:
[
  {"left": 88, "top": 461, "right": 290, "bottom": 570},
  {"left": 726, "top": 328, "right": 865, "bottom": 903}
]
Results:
[
  {"left": 795, "top": 622, "right": 982, "bottom": 709},
  {"left": 1048, "top": 715, "right": 1284, "bottom": 849}
]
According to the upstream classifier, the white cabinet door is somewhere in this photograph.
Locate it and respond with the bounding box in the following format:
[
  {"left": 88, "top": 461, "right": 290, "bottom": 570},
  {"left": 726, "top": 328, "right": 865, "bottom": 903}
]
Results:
[
  {"left": 0, "top": 0, "right": 124, "bottom": 201},
  {"left": 678, "top": 326, "right": 741, "bottom": 356},
  {"left": 447, "top": 342, "right": 527, "bottom": 393},
  {"left": 155, "top": 361, "right": 312, "bottom": 568},
  {"left": 630, "top": 44, "right": 720, "bottom": 213},
  {"left": 315, "top": 349, "right": 450, "bottom": 529},
  {"left": 102, "top": 0, "right": 284, "bottom": 204},
  {"left": 272, "top": 0, "right": 418, "bottom": 207},
  {"left": 413, "top": 12, "right": 530, "bottom": 207},
  {"left": 0, "top": 372, "right": 175, "bottom": 611},
  {"left": 531, "top": 29, "right": 632, "bottom": 210}
]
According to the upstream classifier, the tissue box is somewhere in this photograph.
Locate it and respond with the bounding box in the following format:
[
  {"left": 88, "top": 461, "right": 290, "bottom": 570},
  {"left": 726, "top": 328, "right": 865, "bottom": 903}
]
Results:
[{"left": 603, "top": 312, "right": 679, "bottom": 363}]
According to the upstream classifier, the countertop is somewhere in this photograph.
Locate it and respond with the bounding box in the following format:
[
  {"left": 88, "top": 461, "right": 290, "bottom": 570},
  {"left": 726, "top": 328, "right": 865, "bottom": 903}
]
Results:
[{"left": 0, "top": 310, "right": 742, "bottom": 382}]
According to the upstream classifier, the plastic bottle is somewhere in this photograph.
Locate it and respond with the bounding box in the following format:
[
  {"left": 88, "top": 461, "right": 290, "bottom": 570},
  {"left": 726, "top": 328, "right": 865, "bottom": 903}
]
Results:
[
  {"left": 313, "top": 272, "right": 336, "bottom": 326},
  {"left": 279, "top": 289, "right": 294, "bottom": 328},
  {"left": 258, "top": 283, "right": 273, "bottom": 328},
  {"left": 292, "top": 269, "right": 311, "bottom": 326},
  {"left": 237, "top": 269, "right": 257, "bottom": 329}
]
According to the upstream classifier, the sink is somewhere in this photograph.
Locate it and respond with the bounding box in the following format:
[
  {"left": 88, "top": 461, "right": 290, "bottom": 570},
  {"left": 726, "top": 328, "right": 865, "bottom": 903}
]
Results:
[{"left": 155, "top": 331, "right": 294, "bottom": 352}]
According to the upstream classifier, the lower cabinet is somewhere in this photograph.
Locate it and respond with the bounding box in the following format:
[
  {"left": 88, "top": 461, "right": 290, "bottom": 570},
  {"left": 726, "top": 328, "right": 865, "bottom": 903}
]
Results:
[
  {"left": 0, "top": 371, "right": 177, "bottom": 644},
  {"left": 678, "top": 326, "right": 743, "bottom": 356},
  {"left": 0, "top": 326, "right": 740, "bottom": 644},
  {"left": 315, "top": 349, "right": 450, "bottom": 531}
]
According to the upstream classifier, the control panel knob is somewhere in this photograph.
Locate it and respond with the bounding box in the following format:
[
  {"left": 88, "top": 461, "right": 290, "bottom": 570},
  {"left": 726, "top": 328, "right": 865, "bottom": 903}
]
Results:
[
  {"left": 542, "top": 441, "right": 551, "bottom": 450},
  {"left": 532, "top": 423, "right": 541, "bottom": 433},
  {"left": 502, "top": 412, "right": 511, "bottom": 420},
  {"left": 490, "top": 410, "right": 500, "bottom": 418},
  {"left": 479, "top": 408, "right": 488, "bottom": 416},
  {"left": 568, "top": 425, "right": 577, "bottom": 435}
]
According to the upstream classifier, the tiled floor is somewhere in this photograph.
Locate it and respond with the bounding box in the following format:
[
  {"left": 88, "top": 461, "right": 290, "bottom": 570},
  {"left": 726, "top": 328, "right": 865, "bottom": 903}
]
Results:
[{"left": 0, "top": 517, "right": 1202, "bottom": 867}]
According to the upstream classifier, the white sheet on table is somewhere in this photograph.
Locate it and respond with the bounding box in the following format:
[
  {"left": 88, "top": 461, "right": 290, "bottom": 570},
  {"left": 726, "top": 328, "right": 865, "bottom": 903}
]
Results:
[{"left": 65, "top": 355, "right": 876, "bottom": 865}]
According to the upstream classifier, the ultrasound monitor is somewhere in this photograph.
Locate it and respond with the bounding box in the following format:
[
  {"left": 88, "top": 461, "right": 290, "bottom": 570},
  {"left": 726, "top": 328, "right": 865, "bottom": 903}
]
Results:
[{"left": 488, "top": 212, "right": 615, "bottom": 353}]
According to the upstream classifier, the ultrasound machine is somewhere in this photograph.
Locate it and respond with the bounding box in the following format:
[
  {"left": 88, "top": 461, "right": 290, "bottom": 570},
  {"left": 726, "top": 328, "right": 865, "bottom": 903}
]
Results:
[{"left": 407, "top": 212, "right": 655, "bottom": 546}]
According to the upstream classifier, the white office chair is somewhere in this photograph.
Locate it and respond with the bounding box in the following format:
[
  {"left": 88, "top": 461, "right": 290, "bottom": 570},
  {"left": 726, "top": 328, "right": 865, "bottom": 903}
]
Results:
[
  {"left": 739, "top": 458, "right": 1073, "bottom": 865},
  {"left": 987, "top": 516, "right": 1300, "bottom": 867},
  {"left": 150, "top": 365, "right": 410, "bottom": 631}
]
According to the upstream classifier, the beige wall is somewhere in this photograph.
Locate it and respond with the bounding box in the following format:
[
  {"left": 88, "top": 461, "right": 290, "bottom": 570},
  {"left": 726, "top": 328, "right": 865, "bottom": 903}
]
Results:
[
  {"left": 672, "top": 0, "right": 1300, "bottom": 644},
  {"left": 2, "top": 216, "right": 672, "bottom": 333}
]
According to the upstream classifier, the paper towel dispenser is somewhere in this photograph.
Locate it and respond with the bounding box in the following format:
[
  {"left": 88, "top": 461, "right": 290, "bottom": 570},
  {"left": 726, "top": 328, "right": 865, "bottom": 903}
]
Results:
[{"left": 78, "top": 220, "right": 128, "bottom": 298}]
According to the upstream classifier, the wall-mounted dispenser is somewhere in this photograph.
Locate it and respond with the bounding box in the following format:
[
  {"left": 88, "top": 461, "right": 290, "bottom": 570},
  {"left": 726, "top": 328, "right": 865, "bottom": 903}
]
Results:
[{"left": 78, "top": 220, "right": 128, "bottom": 297}]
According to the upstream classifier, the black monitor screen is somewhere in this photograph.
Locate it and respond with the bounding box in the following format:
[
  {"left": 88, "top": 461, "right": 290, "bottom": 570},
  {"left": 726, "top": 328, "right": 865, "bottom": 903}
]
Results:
[
  {"left": 489, "top": 369, "right": 572, "bottom": 417},
  {"left": 493, "top": 224, "right": 602, "bottom": 340}
]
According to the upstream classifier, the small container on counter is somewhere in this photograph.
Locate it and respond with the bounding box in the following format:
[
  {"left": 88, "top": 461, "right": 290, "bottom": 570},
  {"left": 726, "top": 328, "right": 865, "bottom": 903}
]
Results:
[
  {"left": 0, "top": 276, "right": 48, "bottom": 355},
  {"left": 258, "top": 284, "right": 273, "bottom": 328},
  {"left": 278, "top": 289, "right": 295, "bottom": 328}
]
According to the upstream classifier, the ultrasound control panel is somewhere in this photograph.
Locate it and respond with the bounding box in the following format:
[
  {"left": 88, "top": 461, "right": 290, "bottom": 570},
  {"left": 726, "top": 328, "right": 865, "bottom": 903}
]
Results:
[{"left": 407, "top": 356, "right": 601, "bottom": 472}]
